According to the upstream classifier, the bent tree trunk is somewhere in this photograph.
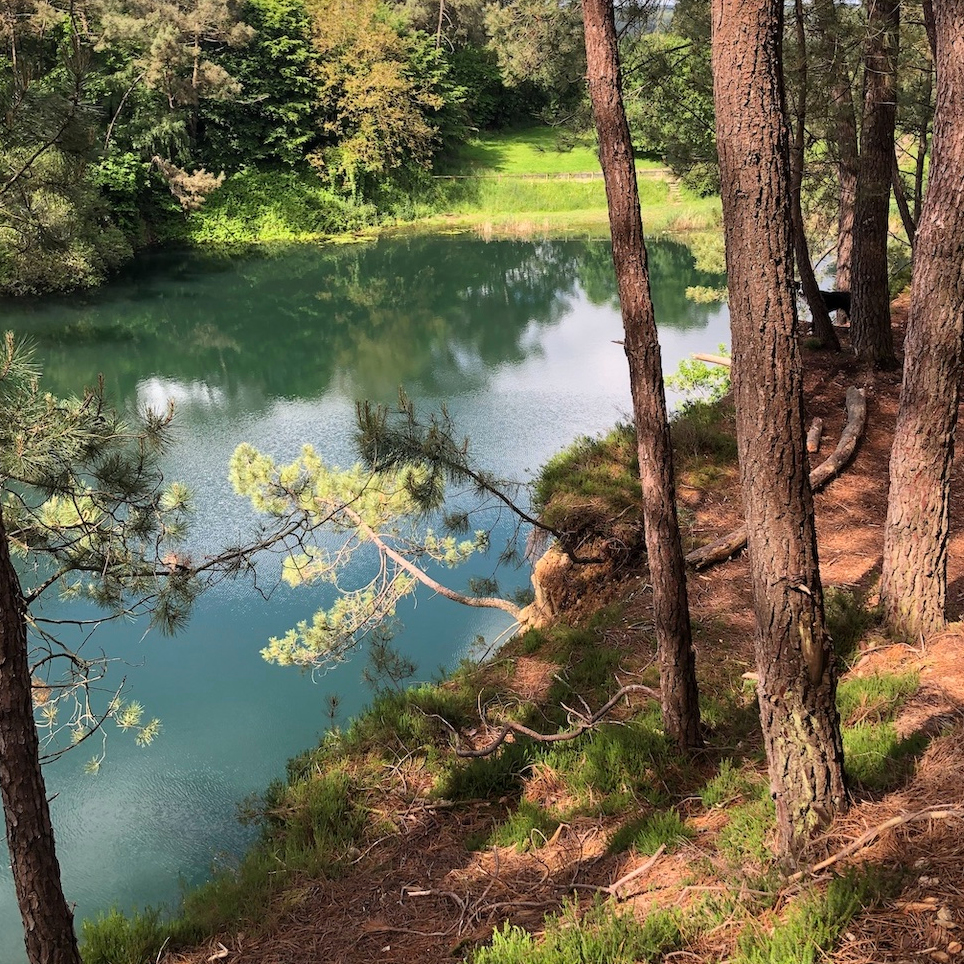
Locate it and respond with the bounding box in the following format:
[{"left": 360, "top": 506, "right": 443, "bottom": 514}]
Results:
[
  {"left": 851, "top": 0, "right": 899, "bottom": 366},
  {"left": 880, "top": 0, "right": 964, "bottom": 640},
  {"left": 582, "top": 0, "right": 701, "bottom": 749},
  {"left": 0, "top": 510, "right": 82, "bottom": 964},
  {"left": 712, "top": 0, "right": 847, "bottom": 857}
]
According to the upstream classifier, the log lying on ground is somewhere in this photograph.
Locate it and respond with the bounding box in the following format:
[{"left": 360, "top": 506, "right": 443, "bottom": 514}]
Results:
[{"left": 685, "top": 387, "right": 866, "bottom": 570}]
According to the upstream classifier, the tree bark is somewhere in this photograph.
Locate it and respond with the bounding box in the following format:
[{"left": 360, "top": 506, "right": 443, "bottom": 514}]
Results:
[
  {"left": 582, "top": 0, "right": 701, "bottom": 749},
  {"left": 812, "top": 0, "right": 859, "bottom": 318},
  {"left": 880, "top": 0, "right": 964, "bottom": 640},
  {"left": 711, "top": 0, "right": 847, "bottom": 857},
  {"left": 0, "top": 509, "right": 82, "bottom": 964},
  {"left": 851, "top": 0, "right": 899, "bottom": 366},
  {"left": 789, "top": 0, "right": 840, "bottom": 350}
]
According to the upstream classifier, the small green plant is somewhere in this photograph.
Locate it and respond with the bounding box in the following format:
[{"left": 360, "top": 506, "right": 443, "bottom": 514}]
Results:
[
  {"left": 537, "top": 711, "right": 677, "bottom": 813},
  {"left": 825, "top": 588, "right": 879, "bottom": 663},
  {"left": 665, "top": 348, "right": 731, "bottom": 403},
  {"left": 842, "top": 722, "right": 928, "bottom": 791},
  {"left": 485, "top": 801, "right": 561, "bottom": 852},
  {"left": 473, "top": 899, "right": 683, "bottom": 964},
  {"left": 836, "top": 671, "right": 919, "bottom": 726},
  {"left": 717, "top": 792, "right": 776, "bottom": 868},
  {"left": 700, "top": 758, "right": 758, "bottom": 808},
  {"left": 734, "top": 870, "right": 892, "bottom": 964},
  {"left": 439, "top": 740, "right": 534, "bottom": 801},
  {"left": 80, "top": 907, "right": 188, "bottom": 964},
  {"left": 670, "top": 397, "right": 738, "bottom": 467},
  {"left": 608, "top": 809, "right": 694, "bottom": 855}
]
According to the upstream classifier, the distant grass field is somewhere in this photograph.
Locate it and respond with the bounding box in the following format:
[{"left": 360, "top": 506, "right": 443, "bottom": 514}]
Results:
[
  {"left": 443, "top": 125, "right": 666, "bottom": 177},
  {"left": 186, "top": 125, "right": 722, "bottom": 246}
]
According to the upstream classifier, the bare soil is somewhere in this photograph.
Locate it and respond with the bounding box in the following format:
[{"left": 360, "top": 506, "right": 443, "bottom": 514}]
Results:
[{"left": 168, "top": 298, "right": 964, "bottom": 964}]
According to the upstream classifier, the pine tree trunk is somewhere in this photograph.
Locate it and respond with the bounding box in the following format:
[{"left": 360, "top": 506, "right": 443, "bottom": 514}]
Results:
[
  {"left": 0, "top": 510, "right": 82, "bottom": 964},
  {"left": 812, "top": 0, "right": 859, "bottom": 320},
  {"left": 582, "top": 0, "right": 701, "bottom": 749},
  {"left": 851, "top": 0, "right": 899, "bottom": 366},
  {"left": 880, "top": 0, "right": 964, "bottom": 640},
  {"left": 711, "top": 0, "right": 847, "bottom": 857},
  {"left": 789, "top": 0, "right": 839, "bottom": 350}
]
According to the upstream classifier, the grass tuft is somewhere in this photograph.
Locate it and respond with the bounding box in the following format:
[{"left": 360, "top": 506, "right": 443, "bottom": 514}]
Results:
[
  {"left": 607, "top": 809, "right": 694, "bottom": 855},
  {"left": 473, "top": 899, "right": 683, "bottom": 964}
]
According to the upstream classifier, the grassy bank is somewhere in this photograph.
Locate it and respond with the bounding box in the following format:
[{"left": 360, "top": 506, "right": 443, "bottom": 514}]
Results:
[
  {"left": 80, "top": 391, "right": 932, "bottom": 964},
  {"left": 181, "top": 126, "right": 722, "bottom": 247}
]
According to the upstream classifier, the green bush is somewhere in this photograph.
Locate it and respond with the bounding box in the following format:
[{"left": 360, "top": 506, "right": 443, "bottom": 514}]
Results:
[{"left": 184, "top": 169, "right": 378, "bottom": 244}]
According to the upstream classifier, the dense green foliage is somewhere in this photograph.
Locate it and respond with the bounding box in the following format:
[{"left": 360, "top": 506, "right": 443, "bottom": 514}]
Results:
[{"left": 0, "top": 0, "right": 575, "bottom": 295}]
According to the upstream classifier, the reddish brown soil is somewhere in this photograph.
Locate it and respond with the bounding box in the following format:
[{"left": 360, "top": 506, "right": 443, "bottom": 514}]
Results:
[{"left": 168, "top": 299, "right": 964, "bottom": 964}]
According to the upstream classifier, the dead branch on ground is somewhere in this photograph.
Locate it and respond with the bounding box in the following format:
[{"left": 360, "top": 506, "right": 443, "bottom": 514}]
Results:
[
  {"left": 456, "top": 684, "right": 659, "bottom": 758},
  {"left": 686, "top": 387, "right": 866, "bottom": 570},
  {"left": 788, "top": 803, "right": 964, "bottom": 883}
]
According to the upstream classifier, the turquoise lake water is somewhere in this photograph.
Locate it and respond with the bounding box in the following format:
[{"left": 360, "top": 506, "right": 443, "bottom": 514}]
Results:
[{"left": 0, "top": 234, "right": 728, "bottom": 961}]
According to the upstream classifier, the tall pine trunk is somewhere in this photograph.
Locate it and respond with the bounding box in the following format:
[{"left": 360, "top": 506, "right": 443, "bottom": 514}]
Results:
[
  {"left": 582, "top": 0, "right": 701, "bottom": 749},
  {"left": 711, "top": 0, "right": 847, "bottom": 857},
  {"left": 812, "top": 0, "right": 859, "bottom": 311},
  {"left": 851, "top": 0, "right": 899, "bottom": 366},
  {"left": 789, "top": 0, "right": 840, "bottom": 350},
  {"left": 0, "top": 509, "right": 82, "bottom": 964},
  {"left": 880, "top": 0, "right": 964, "bottom": 640}
]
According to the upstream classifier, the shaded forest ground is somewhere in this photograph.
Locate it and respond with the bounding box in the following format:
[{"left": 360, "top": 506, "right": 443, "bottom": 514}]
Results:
[{"left": 163, "top": 294, "right": 964, "bottom": 964}]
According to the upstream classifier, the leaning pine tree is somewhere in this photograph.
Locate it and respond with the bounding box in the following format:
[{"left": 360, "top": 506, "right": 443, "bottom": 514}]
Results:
[{"left": 712, "top": 0, "right": 847, "bottom": 856}]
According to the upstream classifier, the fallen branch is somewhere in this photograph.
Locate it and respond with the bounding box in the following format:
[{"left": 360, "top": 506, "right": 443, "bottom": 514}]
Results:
[
  {"left": 788, "top": 803, "right": 964, "bottom": 883},
  {"left": 609, "top": 844, "right": 666, "bottom": 899},
  {"left": 456, "top": 684, "right": 660, "bottom": 758},
  {"left": 686, "top": 387, "right": 867, "bottom": 570},
  {"left": 691, "top": 353, "right": 732, "bottom": 368}
]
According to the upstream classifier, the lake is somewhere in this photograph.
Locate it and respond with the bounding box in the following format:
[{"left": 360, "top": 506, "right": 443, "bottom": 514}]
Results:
[{"left": 0, "top": 234, "right": 728, "bottom": 961}]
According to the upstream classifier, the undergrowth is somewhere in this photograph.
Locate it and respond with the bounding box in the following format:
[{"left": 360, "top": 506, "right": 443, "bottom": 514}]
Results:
[{"left": 473, "top": 899, "right": 684, "bottom": 964}]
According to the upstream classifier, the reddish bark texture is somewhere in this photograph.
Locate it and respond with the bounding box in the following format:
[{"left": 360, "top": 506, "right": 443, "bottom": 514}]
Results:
[
  {"left": 851, "top": 0, "right": 899, "bottom": 365},
  {"left": 711, "top": 0, "right": 846, "bottom": 856},
  {"left": 0, "top": 509, "right": 82, "bottom": 964},
  {"left": 881, "top": 0, "right": 964, "bottom": 639},
  {"left": 582, "top": 0, "right": 701, "bottom": 749}
]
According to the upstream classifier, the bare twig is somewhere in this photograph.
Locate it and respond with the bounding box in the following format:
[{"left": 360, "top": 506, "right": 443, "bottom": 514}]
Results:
[
  {"left": 609, "top": 844, "right": 666, "bottom": 899},
  {"left": 457, "top": 683, "right": 660, "bottom": 758},
  {"left": 788, "top": 804, "right": 964, "bottom": 883}
]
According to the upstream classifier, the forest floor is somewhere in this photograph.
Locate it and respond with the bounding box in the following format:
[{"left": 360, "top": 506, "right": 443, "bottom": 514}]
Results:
[{"left": 165, "top": 294, "right": 964, "bottom": 964}]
